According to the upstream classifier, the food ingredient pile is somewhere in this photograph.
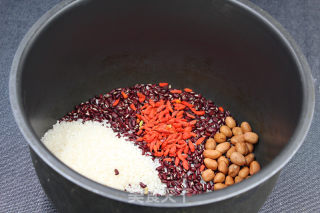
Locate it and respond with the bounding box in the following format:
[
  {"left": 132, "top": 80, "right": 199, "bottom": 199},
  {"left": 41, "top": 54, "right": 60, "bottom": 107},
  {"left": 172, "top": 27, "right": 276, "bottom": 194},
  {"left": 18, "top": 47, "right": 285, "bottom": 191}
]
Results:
[{"left": 42, "top": 83, "right": 261, "bottom": 196}]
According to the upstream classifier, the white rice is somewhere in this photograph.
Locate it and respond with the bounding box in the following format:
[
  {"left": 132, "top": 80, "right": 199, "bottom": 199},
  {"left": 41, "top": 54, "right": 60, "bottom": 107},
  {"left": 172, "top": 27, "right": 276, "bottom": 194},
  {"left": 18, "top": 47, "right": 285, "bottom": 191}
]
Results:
[{"left": 41, "top": 120, "right": 166, "bottom": 195}]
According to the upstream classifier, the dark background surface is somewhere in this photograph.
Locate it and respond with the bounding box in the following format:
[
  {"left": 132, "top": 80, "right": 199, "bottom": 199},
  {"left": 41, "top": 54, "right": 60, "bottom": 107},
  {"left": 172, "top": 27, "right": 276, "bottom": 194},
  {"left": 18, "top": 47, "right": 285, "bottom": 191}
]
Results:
[{"left": 0, "top": 0, "right": 319, "bottom": 212}]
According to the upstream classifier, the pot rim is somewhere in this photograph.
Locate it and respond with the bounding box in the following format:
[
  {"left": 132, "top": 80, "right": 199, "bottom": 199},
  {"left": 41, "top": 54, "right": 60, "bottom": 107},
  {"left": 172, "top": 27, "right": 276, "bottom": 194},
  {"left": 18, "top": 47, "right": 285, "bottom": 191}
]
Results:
[{"left": 9, "top": 0, "right": 315, "bottom": 207}]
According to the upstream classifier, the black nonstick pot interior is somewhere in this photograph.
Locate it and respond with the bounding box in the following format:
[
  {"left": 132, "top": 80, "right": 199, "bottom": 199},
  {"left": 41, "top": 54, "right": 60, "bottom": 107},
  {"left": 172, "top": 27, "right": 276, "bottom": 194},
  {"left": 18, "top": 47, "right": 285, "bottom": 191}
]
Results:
[{"left": 10, "top": 0, "right": 314, "bottom": 211}]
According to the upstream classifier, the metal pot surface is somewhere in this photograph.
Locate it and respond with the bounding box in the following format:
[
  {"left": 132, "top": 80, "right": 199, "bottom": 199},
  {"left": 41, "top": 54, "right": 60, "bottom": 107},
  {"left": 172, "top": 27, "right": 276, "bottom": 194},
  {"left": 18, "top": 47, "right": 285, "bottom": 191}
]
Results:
[{"left": 10, "top": 0, "right": 314, "bottom": 212}]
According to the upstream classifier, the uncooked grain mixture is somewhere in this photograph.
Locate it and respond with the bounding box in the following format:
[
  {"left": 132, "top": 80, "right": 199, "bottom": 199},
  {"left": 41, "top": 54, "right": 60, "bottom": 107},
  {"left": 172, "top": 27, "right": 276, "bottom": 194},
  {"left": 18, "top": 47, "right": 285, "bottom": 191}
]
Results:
[{"left": 42, "top": 83, "right": 261, "bottom": 196}]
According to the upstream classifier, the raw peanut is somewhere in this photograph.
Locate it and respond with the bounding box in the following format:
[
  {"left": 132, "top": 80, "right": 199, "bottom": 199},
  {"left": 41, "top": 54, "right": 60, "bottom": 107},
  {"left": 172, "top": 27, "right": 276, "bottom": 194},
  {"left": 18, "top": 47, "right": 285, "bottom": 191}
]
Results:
[
  {"left": 203, "top": 150, "right": 222, "bottom": 159},
  {"left": 238, "top": 167, "right": 250, "bottom": 178},
  {"left": 218, "top": 156, "right": 229, "bottom": 166},
  {"left": 214, "top": 132, "right": 226, "bottom": 143},
  {"left": 245, "top": 153, "right": 255, "bottom": 165},
  {"left": 216, "top": 142, "right": 230, "bottom": 154},
  {"left": 225, "top": 176, "right": 234, "bottom": 186},
  {"left": 220, "top": 125, "right": 232, "bottom": 137},
  {"left": 235, "top": 176, "right": 244, "bottom": 183},
  {"left": 250, "top": 161, "right": 261, "bottom": 175},
  {"left": 230, "top": 152, "right": 246, "bottom": 166},
  {"left": 202, "top": 169, "right": 215, "bottom": 182},
  {"left": 214, "top": 183, "right": 226, "bottom": 190},
  {"left": 231, "top": 135, "right": 245, "bottom": 144},
  {"left": 226, "top": 146, "right": 236, "bottom": 158},
  {"left": 246, "top": 143, "right": 254, "bottom": 153},
  {"left": 225, "top": 116, "right": 236, "bottom": 128},
  {"left": 244, "top": 132, "right": 259, "bottom": 144},
  {"left": 214, "top": 172, "right": 225, "bottom": 183},
  {"left": 204, "top": 158, "right": 218, "bottom": 170},
  {"left": 218, "top": 161, "right": 228, "bottom": 174},
  {"left": 232, "top": 127, "right": 243, "bottom": 136},
  {"left": 205, "top": 138, "right": 216, "bottom": 150},
  {"left": 228, "top": 164, "right": 240, "bottom": 177},
  {"left": 235, "top": 142, "right": 248, "bottom": 155},
  {"left": 241, "top": 122, "right": 252, "bottom": 133}
]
